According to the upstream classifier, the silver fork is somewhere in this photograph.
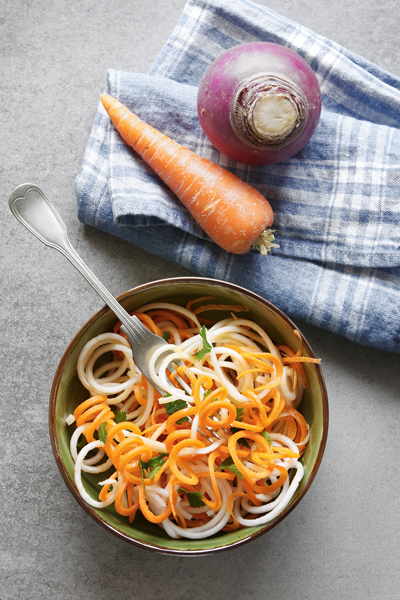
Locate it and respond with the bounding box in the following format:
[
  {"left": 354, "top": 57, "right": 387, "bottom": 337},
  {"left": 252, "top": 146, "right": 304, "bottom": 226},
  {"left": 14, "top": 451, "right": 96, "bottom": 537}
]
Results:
[{"left": 8, "top": 184, "right": 203, "bottom": 408}]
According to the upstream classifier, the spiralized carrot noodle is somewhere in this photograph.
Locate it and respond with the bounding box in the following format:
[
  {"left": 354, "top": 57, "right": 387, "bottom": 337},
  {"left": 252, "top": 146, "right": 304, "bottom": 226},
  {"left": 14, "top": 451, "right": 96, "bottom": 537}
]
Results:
[{"left": 67, "top": 300, "right": 319, "bottom": 539}]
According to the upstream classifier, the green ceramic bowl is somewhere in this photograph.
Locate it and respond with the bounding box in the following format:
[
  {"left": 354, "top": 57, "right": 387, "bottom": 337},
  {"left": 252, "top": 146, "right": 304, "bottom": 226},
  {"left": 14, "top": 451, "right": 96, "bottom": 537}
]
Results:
[{"left": 50, "top": 277, "right": 328, "bottom": 555}]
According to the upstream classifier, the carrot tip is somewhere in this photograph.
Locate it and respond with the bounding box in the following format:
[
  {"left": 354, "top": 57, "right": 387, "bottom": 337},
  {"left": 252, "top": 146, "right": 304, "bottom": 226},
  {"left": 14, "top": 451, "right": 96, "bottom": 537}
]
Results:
[
  {"left": 252, "top": 229, "right": 279, "bottom": 255},
  {"left": 101, "top": 93, "right": 119, "bottom": 113}
]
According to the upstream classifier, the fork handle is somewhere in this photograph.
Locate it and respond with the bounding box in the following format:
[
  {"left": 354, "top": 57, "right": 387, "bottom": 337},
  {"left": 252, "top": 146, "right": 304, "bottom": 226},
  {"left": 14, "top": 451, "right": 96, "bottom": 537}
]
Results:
[{"left": 8, "top": 183, "right": 134, "bottom": 330}]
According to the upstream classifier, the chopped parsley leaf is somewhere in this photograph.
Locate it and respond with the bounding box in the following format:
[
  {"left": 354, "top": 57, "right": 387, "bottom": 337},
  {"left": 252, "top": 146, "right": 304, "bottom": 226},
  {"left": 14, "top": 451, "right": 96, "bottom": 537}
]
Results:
[
  {"left": 140, "top": 453, "right": 168, "bottom": 479},
  {"left": 98, "top": 422, "right": 108, "bottom": 444},
  {"left": 195, "top": 325, "right": 212, "bottom": 361},
  {"left": 177, "top": 488, "right": 205, "bottom": 508},
  {"left": 236, "top": 407, "right": 244, "bottom": 420},
  {"left": 260, "top": 431, "right": 273, "bottom": 445},
  {"left": 231, "top": 433, "right": 250, "bottom": 448},
  {"left": 164, "top": 398, "right": 189, "bottom": 424},
  {"left": 217, "top": 456, "right": 245, "bottom": 479},
  {"left": 139, "top": 460, "right": 146, "bottom": 494},
  {"left": 114, "top": 410, "right": 126, "bottom": 424},
  {"left": 230, "top": 407, "right": 250, "bottom": 447}
]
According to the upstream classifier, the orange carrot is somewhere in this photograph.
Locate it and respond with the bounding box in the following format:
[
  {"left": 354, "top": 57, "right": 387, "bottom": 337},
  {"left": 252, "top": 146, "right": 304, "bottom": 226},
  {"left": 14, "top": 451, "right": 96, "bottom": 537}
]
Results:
[{"left": 101, "top": 94, "right": 276, "bottom": 255}]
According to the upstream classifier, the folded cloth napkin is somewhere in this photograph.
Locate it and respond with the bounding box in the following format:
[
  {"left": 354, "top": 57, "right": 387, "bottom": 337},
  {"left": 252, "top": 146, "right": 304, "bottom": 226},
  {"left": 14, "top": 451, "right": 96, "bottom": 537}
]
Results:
[{"left": 75, "top": 0, "right": 400, "bottom": 353}]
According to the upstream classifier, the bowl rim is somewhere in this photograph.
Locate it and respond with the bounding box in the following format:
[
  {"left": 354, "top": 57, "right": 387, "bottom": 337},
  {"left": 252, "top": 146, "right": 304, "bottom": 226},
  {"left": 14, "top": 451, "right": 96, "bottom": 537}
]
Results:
[{"left": 49, "top": 276, "right": 329, "bottom": 555}]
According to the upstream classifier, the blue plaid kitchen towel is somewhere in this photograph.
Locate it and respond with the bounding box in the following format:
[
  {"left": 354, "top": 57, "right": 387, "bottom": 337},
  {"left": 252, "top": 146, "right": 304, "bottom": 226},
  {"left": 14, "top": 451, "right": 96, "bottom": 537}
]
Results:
[{"left": 75, "top": 0, "right": 400, "bottom": 353}]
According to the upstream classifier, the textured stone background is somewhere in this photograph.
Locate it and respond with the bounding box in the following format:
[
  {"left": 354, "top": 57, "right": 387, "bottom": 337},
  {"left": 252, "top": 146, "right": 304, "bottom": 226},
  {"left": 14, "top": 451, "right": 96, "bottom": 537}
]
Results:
[{"left": 1, "top": 1, "right": 399, "bottom": 599}]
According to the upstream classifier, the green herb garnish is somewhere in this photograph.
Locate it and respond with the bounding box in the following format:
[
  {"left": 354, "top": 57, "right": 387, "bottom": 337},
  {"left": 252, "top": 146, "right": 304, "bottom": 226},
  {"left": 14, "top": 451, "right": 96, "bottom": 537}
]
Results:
[
  {"left": 195, "top": 325, "right": 212, "bottom": 361},
  {"left": 177, "top": 488, "right": 205, "bottom": 508},
  {"left": 229, "top": 408, "right": 250, "bottom": 448},
  {"left": 165, "top": 398, "right": 189, "bottom": 424},
  {"left": 140, "top": 453, "right": 168, "bottom": 479},
  {"left": 229, "top": 432, "right": 250, "bottom": 448},
  {"left": 114, "top": 410, "right": 126, "bottom": 424},
  {"left": 236, "top": 408, "right": 244, "bottom": 420},
  {"left": 260, "top": 431, "right": 273, "bottom": 445},
  {"left": 139, "top": 460, "right": 146, "bottom": 495},
  {"left": 99, "top": 410, "right": 125, "bottom": 443},
  {"left": 217, "top": 456, "right": 245, "bottom": 479},
  {"left": 162, "top": 331, "right": 170, "bottom": 341},
  {"left": 98, "top": 422, "right": 108, "bottom": 444}
]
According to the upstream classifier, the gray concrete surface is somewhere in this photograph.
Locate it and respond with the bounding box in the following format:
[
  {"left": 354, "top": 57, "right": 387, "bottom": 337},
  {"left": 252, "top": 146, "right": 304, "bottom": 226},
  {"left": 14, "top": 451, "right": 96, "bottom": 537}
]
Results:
[{"left": 1, "top": 1, "right": 399, "bottom": 599}]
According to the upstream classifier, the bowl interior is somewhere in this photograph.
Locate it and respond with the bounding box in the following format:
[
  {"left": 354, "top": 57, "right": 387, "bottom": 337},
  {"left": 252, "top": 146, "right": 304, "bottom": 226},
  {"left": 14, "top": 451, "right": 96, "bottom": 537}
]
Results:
[{"left": 50, "top": 277, "right": 328, "bottom": 554}]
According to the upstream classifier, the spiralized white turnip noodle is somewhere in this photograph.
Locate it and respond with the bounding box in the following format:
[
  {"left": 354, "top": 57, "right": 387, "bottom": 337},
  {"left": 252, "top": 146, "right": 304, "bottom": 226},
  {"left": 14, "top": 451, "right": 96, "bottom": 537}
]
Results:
[
  {"left": 77, "top": 333, "right": 141, "bottom": 403},
  {"left": 68, "top": 299, "right": 319, "bottom": 539}
]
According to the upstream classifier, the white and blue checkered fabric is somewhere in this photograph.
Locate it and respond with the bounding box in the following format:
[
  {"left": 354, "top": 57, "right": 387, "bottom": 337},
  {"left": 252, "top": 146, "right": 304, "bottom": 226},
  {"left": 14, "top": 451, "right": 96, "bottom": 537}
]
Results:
[{"left": 75, "top": 0, "right": 400, "bottom": 353}]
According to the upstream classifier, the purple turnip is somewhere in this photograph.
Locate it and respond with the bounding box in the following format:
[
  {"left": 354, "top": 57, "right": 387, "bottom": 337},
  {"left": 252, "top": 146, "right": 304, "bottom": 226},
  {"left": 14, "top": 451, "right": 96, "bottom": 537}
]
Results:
[{"left": 197, "top": 42, "right": 321, "bottom": 165}]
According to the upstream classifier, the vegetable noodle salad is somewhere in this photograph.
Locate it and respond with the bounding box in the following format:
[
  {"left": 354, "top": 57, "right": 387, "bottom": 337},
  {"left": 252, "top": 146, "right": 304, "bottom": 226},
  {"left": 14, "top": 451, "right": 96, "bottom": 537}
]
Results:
[{"left": 67, "top": 298, "right": 320, "bottom": 539}]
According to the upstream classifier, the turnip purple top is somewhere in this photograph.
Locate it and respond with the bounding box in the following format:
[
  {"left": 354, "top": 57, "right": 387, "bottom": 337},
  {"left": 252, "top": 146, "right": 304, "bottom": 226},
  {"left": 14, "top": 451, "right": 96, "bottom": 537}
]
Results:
[{"left": 197, "top": 42, "right": 321, "bottom": 165}]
